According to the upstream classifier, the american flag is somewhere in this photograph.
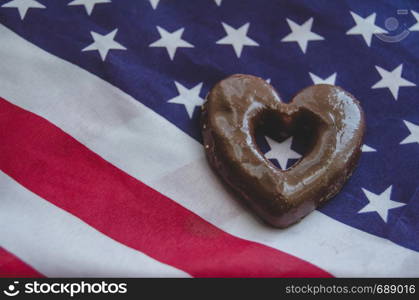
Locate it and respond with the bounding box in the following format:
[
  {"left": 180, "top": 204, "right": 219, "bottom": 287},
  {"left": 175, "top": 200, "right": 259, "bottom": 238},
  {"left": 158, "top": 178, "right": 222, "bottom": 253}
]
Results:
[{"left": 0, "top": 0, "right": 418, "bottom": 277}]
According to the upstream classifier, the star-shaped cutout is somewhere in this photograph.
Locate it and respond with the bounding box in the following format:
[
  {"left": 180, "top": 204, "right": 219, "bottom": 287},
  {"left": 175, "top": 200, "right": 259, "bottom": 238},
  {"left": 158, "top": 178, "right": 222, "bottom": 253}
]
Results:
[
  {"left": 82, "top": 29, "right": 126, "bottom": 61},
  {"left": 167, "top": 82, "right": 204, "bottom": 118},
  {"left": 371, "top": 64, "right": 416, "bottom": 100},
  {"left": 359, "top": 186, "right": 406, "bottom": 223},
  {"left": 309, "top": 72, "right": 337, "bottom": 85},
  {"left": 214, "top": 0, "right": 222, "bottom": 6},
  {"left": 1, "top": 0, "right": 45, "bottom": 20},
  {"left": 362, "top": 144, "right": 377, "bottom": 152},
  {"left": 149, "top": 26, "right": 194, "bottom": 60},
  {"left": 68, "top": 0, "right": 110, "bottom": 15},
  {"left": 149, "top": 0, "right": 159, "bottom": 9},
  {"left": 346, "top": 11, "right": 386, "bottom": 47},
  {"left": 216, "top": 22, "right": 259, "bottom": 58},
  {"left": 400, "top": 120, "right": 419, "bottom": 145},
  {"left": 409, "top": 10, "right": 419, "bottom": 31},
  {"left": 264, "top": 136, "right": 302, "bottom": 170},
  {"left": 281, "top": 17, "right": 324, "bottom": 53}
]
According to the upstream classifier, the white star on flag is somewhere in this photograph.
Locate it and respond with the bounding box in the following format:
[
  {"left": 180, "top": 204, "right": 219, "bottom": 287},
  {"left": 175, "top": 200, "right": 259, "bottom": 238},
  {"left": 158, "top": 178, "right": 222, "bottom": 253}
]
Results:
[
  {"left": 359, "top": 186, "right": 406, "bottom": 223},
  {"left": 309, "top": 72, "right": 337, "bottom": 85},
  {"left": 68, "top": 0, "right": 111, "bottom": 15},
  {"left": 400, "top": 120, "right": 419, "bottom": 145},
  {"left": 409, "top": 10, "right": 419, "bottom": 31},
  {"left": 264, "top": 136, "right": 302, "bottom": 170},
  {"left": 346, "top": 11, "right": 386, "bottom": 47},
  {"left": 1, "top": 0, "right": 45, "bottom": 20},
  {"left": 281, "top": 17, "right": 324, "bottom": 53},
  {"left": 362, "top": 145, "right": 377, "bottom": 152},
  {"left": 168, "top": 82, "right": 204, "bottom": 118},
  {"left": 82, "top": 29, "right": 127, "bottom": 61},
  {"left": 216, "top": 22, "right": 259, "bottom": 58},
  {"left": 371, "top": 64, "right": 416, "bottom": 100},
  {"left": 149, "top": 0, "right": 159, "bottom": 10},
  {"left": 149, "top": 26, "right": 194, "bottom": 60},
  {"left": 214, "top": 0, "right": 222, "bottom": 6}
]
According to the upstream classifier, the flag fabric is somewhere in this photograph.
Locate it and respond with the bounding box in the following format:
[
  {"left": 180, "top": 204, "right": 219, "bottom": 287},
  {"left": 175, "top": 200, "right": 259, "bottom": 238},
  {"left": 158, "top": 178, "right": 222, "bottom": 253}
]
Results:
[{"left": 0, "top": 0, "right": 418, "bottom": 277}]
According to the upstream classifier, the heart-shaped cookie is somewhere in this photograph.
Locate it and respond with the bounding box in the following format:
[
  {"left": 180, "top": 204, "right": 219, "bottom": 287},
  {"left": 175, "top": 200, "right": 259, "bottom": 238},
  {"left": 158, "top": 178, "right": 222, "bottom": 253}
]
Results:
[{"left": 201, "top": 74, "right": 365, "bottom": 228}]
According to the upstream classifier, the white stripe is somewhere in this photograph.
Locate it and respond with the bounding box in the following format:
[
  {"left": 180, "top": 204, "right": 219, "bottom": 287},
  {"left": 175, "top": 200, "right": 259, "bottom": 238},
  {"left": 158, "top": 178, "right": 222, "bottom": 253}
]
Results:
[
  {"left": 1, "top": 24, "right": 418, "bottom": 277},
  {"left": 0, "top": 171, "right": 188, "bottom": 277},
  {"left": 0, "top": 28, "right": 202, "bottom": 184}
]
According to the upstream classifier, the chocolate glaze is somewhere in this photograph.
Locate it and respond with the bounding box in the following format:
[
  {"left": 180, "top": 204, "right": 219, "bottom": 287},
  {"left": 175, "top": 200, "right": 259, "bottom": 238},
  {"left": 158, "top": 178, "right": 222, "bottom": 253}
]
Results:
[{"left": 201, "top": 74, "right": 365, "bottom": 228}]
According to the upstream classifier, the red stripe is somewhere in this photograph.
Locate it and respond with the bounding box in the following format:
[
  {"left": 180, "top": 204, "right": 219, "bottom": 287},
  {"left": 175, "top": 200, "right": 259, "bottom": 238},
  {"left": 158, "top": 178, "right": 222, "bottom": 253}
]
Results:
[
  {"left": 0, "top": 97, "right": 331, "bottom": 277},
  {"left": 0, "top": 248, "right": 44, "bottom": 278}
]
